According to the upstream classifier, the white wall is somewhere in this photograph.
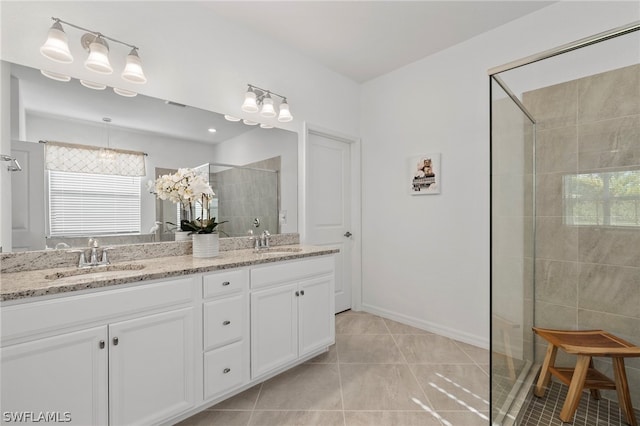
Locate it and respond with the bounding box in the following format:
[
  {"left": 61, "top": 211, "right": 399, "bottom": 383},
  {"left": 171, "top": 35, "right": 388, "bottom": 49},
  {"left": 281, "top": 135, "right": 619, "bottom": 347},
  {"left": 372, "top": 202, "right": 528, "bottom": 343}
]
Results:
[
  {"left": 359, "top": 1, "right": 639, "bottom": 348},
  {"left": 211, "top": 127, "right": 298, "bottom": 234},
  {"left": 0, "top": 1, "right": 360, "bottom": 138},
  {"left": 0, "top": 62, "right": 11, "bottom": 251}
]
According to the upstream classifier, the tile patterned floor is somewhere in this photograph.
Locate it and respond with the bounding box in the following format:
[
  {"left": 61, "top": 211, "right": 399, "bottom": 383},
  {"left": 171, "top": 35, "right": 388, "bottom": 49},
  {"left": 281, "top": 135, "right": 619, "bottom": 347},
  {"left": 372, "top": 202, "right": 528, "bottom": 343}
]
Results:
[
  {"left": 176, "top": 310, "right": 490, "bottom": 426},
  {"left": 520, "top": 381, "right": 640, "bottom": 426}
]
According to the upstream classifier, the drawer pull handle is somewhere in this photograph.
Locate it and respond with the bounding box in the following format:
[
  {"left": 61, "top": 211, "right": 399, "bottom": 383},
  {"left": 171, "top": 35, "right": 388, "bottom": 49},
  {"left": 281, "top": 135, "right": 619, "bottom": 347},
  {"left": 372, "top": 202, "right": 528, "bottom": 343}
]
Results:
[
  {"left": 222, "top": 320, "right": 231, "bottom": 326},
  {"left": 223, "top": 368, "right": 231, "bottom": 374},
  {"left": 99, "top": 340, "right": 105, "bottom": 349},
  {"left": 300, "top": 290, "right": 305, "bottom": 296},
  {"left": 113, "top": 337, "right": 119, "bottom": 346},
  {"left": 295, "top": 291, "right": 300, "bottom": 297},
  {"left": 222, "top": 281, "right": 230, "bottom": 286}
]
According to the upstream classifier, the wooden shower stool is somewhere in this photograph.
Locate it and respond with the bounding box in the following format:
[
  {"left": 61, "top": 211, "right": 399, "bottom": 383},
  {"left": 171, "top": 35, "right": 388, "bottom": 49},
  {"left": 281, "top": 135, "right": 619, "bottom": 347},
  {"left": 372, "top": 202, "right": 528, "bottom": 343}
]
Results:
[{"left": 533, "top": 327, "right": 640, "bottom": 426}]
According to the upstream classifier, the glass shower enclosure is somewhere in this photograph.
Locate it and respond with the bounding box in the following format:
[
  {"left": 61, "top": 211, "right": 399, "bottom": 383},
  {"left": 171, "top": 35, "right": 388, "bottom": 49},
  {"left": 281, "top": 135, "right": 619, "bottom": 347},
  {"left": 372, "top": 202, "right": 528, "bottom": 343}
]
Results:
[{"left": 490, "top": 76, "right": 536, "bottom": 424}]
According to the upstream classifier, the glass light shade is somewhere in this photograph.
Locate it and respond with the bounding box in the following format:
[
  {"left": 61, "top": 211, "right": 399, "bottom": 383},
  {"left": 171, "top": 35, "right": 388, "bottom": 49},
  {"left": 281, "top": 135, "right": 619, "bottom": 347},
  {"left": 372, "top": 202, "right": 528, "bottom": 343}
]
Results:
[
  {"left": 277, "top": 101, "right": 293, "bottom": 122},
  {"left": 241, "top": 91, "right": 259, "bottom": 113},
  {"left": 260, "top": 96, "right": 276, "bottom": 117},
  {"left": 85, "top": 40, "right": 113, "bottom": 74},
  {"left": 80, "top": 80, "right": 107, "bottom": 90},
  {"left": 40, "top": 69, "right": 71, "bottom": 82},
  {"left": 40, "top": 22, "right": 73, "bottom": 63},
  {"left": 242, "top": 119, "right": 258, "bottom": 126},
  {"left": 113, "top": 87, "right": 137, "bottom": 97},
  {"left": 121, "top": 49, "right": 147, "bottom": 84},
  {"left": 224, "top": 114, "right": 241, "bottom": 122},
  {"left": 260, "top": 123, "right": 273, "bottom": 129}
]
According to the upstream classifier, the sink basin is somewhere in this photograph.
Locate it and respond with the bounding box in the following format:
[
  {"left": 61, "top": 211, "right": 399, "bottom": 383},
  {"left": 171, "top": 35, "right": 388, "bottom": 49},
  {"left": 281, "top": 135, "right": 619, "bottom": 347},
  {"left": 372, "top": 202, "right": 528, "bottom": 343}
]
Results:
[
  {"left": 45, "top": 264, "right": 146, "bottom": 280},
  {"left": 254, "top": 247, "right": 303, "bottom": 257}
]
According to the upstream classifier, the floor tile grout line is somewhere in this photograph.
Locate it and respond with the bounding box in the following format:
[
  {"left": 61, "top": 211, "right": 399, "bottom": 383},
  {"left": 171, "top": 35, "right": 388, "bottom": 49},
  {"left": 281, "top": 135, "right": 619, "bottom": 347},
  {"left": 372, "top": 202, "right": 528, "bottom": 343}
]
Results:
[
  {"left": 334, "top": 333, "right": 347, "bottom": 426},
  {"left": 383, "top": 317, "right": 446, "bottom": 426},
  {"left": 245, "top": 382, "right": 263, "bottom": 426}
]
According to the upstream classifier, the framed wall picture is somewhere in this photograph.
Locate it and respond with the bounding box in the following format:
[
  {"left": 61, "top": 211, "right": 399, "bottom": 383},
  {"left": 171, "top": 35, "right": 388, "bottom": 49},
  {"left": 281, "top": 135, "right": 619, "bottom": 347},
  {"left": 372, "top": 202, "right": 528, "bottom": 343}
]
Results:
[{"left": 410, "top": 153, "right": 440, "bottom": 195}]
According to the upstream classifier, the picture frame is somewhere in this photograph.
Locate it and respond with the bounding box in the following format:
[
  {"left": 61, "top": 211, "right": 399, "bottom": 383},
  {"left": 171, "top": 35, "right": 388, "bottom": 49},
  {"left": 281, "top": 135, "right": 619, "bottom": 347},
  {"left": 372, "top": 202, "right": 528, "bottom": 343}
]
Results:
[{"left": 410, "top": 153, "right": 440, "bottom": 195}]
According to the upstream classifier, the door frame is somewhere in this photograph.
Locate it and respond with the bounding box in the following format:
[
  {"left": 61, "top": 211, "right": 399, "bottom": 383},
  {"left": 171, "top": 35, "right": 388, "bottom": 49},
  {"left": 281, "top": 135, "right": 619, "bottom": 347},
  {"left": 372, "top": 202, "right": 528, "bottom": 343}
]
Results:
[{"left": 300, "top": 122, "right": 362, "bottom": 311}]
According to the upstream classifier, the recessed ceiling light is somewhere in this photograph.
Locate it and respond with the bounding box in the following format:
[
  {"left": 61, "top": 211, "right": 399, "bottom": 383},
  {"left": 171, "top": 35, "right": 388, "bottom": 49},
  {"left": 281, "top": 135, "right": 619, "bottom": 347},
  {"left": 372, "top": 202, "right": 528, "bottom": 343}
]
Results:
[
  {"left": 208, "top": 128, "right": 217, "bottom": 133},
  {"left": 242, "top": 119, "right": 258, "bottom": 126},
  {"left": 224, "top": 115, "right": 241, "bottom": 122},
  {"left": 113, "top": 87, "right": 137, "bottom": 97},
  {"left": 40, "top": 69, "right": 71, "bottom": 82},
  {"left": 80, "top": 80, "right": 106, "bottom": 90}
]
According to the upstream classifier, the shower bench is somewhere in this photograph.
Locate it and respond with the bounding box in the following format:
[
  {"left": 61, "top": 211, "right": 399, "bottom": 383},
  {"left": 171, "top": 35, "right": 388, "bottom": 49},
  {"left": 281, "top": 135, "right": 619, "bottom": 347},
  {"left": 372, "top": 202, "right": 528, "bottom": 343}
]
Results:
[{"left": 533, "top": 327, "right": 640, "bottom": 426}]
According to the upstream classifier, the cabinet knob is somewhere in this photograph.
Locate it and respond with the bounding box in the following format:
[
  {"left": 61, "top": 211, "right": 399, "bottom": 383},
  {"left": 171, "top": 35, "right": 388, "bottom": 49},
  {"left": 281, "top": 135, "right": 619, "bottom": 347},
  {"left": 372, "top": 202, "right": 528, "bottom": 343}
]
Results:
[
  {"left": 222, "top": 320, "right": 231, "bottom": 326},
  {"left": 222, "top": 281, "right": 230, "bottom": 286},
  {"left": 295, "top": 291, "right": 299, "bottom": 297},
  {"left": 223, "top": 368, "right": 231, "bottom": 374},
  {"left": 113, "top": 337, "right": 119, "bottom": 346},
  {"left": 99, "top": 340, "right": 105, "bottom": 349},
  {"left": 300, "top": 290, "right": 305, "bottom": 296}
]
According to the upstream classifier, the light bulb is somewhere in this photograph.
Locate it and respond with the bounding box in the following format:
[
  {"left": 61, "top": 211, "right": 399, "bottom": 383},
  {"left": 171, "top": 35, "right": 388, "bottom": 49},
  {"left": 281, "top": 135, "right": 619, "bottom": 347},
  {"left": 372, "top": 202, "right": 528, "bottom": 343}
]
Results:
[
  {"left": 113, "top": 87, "right": 138, "bottom": 97},
  {"left": 121, "top": 48, "right": 147, "bottom": 84},
  {"left": 80, "top": 80, "right": 107, "bottom": 90},
  {"left": 260, "top": 94, "right": 276, "bottom": 117},
  {"left": 277, "top": 99, "right": 293, "bottom": 122},
  {"left": 241, "top": 89, "right": 259, "bottom": 113},
  {"left": 40, "top": 21, "right": 73, "bottom": 63},
  {"left": 84, "top": 38, "right": 113, "bottom": 74},
  {"left": 40, "top": 69, "right": 71, "bottom": 82}
]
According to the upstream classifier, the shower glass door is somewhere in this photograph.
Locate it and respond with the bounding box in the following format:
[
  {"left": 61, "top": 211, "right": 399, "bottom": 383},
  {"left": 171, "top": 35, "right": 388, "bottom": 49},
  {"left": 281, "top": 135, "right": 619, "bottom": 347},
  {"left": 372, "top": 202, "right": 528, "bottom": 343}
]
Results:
[{"left": 490, "top": 77, "right": 535, "bottom": 425}]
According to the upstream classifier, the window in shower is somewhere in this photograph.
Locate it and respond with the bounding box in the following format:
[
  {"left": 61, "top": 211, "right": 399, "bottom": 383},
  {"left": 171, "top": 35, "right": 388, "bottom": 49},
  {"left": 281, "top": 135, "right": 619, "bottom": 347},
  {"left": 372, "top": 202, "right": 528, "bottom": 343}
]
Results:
[{"left": 564, "top": 169, "right": 640, "bottom": 227}]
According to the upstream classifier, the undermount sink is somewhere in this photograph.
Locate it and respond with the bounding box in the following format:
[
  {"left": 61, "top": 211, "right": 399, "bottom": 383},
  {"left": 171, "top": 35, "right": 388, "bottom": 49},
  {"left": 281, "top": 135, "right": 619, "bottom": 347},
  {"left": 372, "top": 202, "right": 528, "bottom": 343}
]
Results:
[
  {"left": 255, "top": 247, "right": 303, "bottom": 256},
  {"left": 45, "top": 264, "right": 146, "bottom": 280}
]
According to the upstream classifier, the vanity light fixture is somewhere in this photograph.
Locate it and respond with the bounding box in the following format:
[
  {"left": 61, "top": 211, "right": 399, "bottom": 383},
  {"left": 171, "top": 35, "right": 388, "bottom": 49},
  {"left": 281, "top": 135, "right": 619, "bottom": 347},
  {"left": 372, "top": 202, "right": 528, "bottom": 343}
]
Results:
[
  {"left": 224, "top": 115, "right": 241, "bottom": 122},
  {"left": 40, "top": 69, "right": 71, "bottom": 82},
  {"left": 260, "top": 123, "right": 274, "bottom": 129},
  {"left": 79, "top": 80, "right": 106, "bottom": 90},
  {"left": 80, "top": 80, "right": 107, "bottom": 90},
  {"left": 241, "top": 84, "right": 293, "bottom": 123},
  {"left": 113, "top": 87, "right": 138, "bottom": 97},
  {"left": 243, "top": 119, "right": 259, "bottom": 126},
  {"left": 40, "top": 17, "right": 147, "bottom": 84}
]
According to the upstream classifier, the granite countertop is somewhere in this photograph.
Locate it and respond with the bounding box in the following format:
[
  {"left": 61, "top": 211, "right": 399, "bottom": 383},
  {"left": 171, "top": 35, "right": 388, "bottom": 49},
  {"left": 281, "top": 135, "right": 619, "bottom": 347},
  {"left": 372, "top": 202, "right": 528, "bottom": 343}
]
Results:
[{"left": 1, "top": 245, "right": 338, "bottom": 302}]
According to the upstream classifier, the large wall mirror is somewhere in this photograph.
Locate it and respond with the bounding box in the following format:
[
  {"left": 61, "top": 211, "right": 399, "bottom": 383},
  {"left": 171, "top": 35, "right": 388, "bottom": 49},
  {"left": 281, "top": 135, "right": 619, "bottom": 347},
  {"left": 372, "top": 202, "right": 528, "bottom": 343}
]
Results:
[{"left": 5, "top": 61, "right": 298, "bottom": 252}]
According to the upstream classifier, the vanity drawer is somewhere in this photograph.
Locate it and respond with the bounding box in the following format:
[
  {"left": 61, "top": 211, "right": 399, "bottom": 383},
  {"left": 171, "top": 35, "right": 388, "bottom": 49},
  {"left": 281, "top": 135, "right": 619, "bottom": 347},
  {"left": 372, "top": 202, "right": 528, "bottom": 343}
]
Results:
[
  {"left": 203, "top": 295, "right": 244, "bottom": 350},
  {"left": 204, "top": 340, "right": 245, "bottom": 400},
  {"left": 203, "top": 269, "right": 248, "bottom": 299},
  {"left": 250, "top": 256, "right": 334, "bottom": 290}
]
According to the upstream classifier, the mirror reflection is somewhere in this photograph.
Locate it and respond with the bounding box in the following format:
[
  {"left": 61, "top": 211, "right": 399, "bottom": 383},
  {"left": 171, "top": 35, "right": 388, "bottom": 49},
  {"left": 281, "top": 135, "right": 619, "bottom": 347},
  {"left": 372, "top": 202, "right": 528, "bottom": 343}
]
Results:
[{"left": 5, "top": 61, "right": 298, "bottom": 252}]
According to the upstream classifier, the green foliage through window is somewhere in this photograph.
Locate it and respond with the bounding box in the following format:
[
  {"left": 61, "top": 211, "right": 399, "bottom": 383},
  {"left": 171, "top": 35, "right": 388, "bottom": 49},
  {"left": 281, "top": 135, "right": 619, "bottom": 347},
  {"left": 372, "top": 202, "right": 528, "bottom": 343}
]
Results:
[{"left": 564, "top": 170, "right": 640, "bottom": 227}]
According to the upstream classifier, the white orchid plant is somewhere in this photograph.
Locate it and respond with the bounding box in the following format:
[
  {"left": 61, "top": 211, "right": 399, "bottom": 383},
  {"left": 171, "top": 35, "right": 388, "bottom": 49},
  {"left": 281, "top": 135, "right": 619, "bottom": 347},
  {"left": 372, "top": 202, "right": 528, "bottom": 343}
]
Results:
[{"left": 148, "top": 168, "right": 225, "bottom": 234}]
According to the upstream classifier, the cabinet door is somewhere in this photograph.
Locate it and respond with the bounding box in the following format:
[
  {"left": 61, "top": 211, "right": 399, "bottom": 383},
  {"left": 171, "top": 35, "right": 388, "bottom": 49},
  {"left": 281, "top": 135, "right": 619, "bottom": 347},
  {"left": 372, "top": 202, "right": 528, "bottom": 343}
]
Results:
[
  {"left": 1, "top": 326, "right": 108, "bottom": 425},
  {"left": 109, "top": 307, "right": 195, "bottom": 426},
  {"left": 298, "top": 275, "right": 335, "bottom": 357},
  {"left": 251, "top": 283, "right": 298, "bottom": 379}
]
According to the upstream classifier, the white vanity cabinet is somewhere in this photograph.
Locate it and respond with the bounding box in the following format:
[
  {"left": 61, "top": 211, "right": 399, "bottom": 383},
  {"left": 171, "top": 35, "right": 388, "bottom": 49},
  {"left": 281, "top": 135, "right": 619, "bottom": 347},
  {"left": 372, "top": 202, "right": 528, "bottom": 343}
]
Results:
[
  {"left": 250, "top": 256, "right": 335, "bottom": 379},
  {"left": 0, "top": 276, "right": 197, "bottom": 426},
  {"left": 201, "top": 269, "right": 250, "bottom": 401}
]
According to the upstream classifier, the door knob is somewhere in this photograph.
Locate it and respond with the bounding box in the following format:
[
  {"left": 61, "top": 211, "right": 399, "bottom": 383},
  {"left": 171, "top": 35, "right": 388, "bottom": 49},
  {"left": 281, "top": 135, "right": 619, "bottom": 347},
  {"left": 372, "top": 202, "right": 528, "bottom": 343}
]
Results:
[{"left": 344, "top": 231, "right": 352, "bottom": 238}]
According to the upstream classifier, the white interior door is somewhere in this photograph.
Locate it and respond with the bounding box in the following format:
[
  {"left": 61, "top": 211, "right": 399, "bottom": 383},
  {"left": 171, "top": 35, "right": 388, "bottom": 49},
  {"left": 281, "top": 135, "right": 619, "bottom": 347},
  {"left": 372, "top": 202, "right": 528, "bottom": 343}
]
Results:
[
  {"left": 306, "top": 130, "right": 353, "bottom": 313},
  {"left": 11, "top": 140, "right": 45, "bottom": 251}
]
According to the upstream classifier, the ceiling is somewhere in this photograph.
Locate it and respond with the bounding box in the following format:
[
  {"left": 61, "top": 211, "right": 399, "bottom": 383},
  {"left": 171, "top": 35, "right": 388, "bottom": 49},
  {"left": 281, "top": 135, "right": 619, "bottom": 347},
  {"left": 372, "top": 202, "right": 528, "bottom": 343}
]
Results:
[{"left": 204, "top": 1, "right": 556, "bottom": 83}]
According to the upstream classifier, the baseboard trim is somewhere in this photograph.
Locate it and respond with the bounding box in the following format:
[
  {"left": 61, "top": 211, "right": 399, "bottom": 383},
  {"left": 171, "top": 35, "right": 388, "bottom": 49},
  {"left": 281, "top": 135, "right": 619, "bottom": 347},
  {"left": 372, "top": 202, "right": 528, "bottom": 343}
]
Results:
[{"left": 360, "top": 303, "right": 489, "bottom": 349}]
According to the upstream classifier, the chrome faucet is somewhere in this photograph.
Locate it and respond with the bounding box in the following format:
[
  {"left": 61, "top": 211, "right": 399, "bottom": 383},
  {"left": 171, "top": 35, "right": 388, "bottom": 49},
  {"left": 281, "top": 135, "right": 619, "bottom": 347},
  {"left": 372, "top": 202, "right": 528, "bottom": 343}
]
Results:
[
  {"left": 72, "top": 238, "right": 113, "bottom": 268},
  {"left": 249, "top": 230, "right": 271, "bottom": 251}
]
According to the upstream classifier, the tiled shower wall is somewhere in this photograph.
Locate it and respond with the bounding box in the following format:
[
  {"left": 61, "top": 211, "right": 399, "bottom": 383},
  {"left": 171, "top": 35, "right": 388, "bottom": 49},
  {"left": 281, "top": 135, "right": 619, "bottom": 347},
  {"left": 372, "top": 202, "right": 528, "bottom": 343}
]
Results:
[
  {"left": 523, "top": 64, "right": 640, "bottom": 407},
  {"left": 212, "top": 157, "right": 280, "bottom": 238}
]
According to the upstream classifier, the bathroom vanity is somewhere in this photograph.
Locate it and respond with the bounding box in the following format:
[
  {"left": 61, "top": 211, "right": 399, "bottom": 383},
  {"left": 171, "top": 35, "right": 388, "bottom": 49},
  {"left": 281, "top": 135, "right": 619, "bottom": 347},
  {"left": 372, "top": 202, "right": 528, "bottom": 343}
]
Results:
[{"left": 0, "top": 243, "right": 337, "bottom": 425}]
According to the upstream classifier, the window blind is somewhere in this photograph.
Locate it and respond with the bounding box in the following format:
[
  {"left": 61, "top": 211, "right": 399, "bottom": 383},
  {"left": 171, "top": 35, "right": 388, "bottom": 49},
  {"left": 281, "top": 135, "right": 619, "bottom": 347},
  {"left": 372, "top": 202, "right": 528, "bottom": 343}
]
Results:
[{"left": 49, "top": 170, "right": 141, "bottom": 236}]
